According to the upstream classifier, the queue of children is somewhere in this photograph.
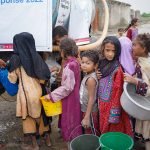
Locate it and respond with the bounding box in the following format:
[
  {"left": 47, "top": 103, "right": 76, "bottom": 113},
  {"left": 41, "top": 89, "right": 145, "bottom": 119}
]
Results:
[
  {"left": 44, "top": 32, "right": 150, "bottom": 150},
  {"left": 0, "top": 23, "right": 150, "bottom": 150}
]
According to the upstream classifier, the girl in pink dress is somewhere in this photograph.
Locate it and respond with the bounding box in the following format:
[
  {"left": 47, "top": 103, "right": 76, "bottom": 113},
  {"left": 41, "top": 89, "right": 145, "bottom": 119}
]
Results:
[{"left": 45, "top": 38, "right": 82, "bottom": 142}]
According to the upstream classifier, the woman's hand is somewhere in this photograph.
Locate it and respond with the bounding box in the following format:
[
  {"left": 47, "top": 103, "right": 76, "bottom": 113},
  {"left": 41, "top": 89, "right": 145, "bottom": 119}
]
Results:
[
  {"left": 96, "top": 70, "right": 102, "bottom": 80},
  {"left": 50, "top": 66, "right": 60, "bottom": 73},
  {"left": 81, "top": 117, "right": 90, "bottom": 129},
  {"left": 124, "top": 73, "right": 138, "bottom": 85},
  {"left": 50, "top": 66, "right": 61, "bottom": 78},
  {"left": 0, "top": 59, "right": 6, "bottom": 68},
  {"left": 44, "top": 94, "right": 50, "bottom": 101}
]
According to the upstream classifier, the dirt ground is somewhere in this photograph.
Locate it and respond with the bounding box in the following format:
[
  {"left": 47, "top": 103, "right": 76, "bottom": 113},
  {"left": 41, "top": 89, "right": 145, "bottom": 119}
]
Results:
[
  {"left": 0, "top": 92, "right": 146, "bottom": 150},
  {"left": 0, "top": 92, "right": 68, "bottom": 150}
]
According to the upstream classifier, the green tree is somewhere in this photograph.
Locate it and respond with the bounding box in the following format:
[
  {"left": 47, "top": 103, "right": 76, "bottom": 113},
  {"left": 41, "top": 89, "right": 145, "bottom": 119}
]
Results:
[{"left": 142, "top": 12, "right": 150, "bottom": 17}]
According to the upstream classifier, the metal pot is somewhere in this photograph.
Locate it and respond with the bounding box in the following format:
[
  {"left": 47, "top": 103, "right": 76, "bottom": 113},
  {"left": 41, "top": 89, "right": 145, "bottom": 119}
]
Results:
[{"left": 121, "top": 82, "right": 150, "bottom": 120}]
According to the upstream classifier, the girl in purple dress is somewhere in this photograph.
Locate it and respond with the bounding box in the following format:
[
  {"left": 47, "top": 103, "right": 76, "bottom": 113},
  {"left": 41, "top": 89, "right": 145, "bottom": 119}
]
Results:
[
  {"left": 45, "top": 38, "right": 82, "bottom": 142},
  {"left": 125, "top": 18, "right": 139, "bottom": 41},
  {"left": 119, "top": 36, "right": 135, "bottom": 75}
]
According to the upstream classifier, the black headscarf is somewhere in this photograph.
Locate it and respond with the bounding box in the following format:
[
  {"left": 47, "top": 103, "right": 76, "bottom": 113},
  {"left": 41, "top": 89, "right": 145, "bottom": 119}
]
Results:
[
  {"left": 8, "top": 32, "right": 50, "bottom": 80},
  {"left": 99, "top": 36, "right": 121, "bottom": 78}
]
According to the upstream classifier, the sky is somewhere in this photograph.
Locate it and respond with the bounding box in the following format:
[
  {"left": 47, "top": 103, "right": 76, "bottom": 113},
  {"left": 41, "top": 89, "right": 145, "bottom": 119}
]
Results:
[{"left": 118, "top": 0, "right": 150, "bottom": 13}]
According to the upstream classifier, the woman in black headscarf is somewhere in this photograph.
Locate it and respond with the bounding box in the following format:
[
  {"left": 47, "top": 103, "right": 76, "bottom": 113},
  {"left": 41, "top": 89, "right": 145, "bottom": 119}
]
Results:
[
  {"left": 8, "top": 32, "right": 51, "bottom": 149},
  {"left": 97, "top": 36, "right": 133, "bottom": 136},
  {"left": 8, "top": 32, "right": 50, "bottom": 79}
]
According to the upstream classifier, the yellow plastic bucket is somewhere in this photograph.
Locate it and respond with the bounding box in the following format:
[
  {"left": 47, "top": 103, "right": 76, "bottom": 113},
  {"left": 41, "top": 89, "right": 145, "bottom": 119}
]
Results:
[{"left": 40, "top": 96, "right": 62, "bottom": 116}]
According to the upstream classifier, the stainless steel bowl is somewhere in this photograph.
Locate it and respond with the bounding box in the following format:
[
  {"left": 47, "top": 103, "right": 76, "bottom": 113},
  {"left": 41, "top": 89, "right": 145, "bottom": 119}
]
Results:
[{"left": 121, "top": 82, "right": 150, "bottom": 120}]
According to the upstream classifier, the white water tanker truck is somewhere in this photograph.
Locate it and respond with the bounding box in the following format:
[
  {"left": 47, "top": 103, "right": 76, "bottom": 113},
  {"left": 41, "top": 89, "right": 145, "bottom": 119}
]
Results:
[{"left": 0, "top": 0, "right": 109, "bottom": 53}]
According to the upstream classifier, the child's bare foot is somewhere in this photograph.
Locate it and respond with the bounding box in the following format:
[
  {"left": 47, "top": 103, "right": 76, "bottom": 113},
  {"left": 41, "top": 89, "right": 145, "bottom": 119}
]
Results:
[
  {"left": 21, "top": 143, "right": 33, "bottom": 150},
  {"left": 32, "top": 145, "right": 39, "bottom": 150},
  {"left": 31, "top": 135, "right": 39, "bottom": 150},
  {"left": 45, "top": 133, "right": 52, "bottom": 147},
  {"left": 21, "top": 144, "right": 39, "bottom": 150},
  {"left": 0, "top": 144, "right": 5, "bottom": 149}
]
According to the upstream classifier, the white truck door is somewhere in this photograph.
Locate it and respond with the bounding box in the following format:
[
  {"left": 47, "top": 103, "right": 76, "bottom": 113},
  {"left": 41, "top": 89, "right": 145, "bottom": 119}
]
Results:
[{"left": 0, "top": 0, "right": 52, "bottom": 52}]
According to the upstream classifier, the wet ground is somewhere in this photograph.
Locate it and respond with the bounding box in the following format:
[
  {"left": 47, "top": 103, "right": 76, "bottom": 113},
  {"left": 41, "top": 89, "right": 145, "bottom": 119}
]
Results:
[
  {"left": 0, "top": 92, "right": 146, "bottom": 150},
  {"left": 0, "top": 92, "right": 68, "bottom": 150}
]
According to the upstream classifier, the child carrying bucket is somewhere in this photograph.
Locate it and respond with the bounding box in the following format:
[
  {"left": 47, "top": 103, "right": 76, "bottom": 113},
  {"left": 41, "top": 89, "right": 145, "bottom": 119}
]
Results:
[
  {"left": 119, "top": 36, "right": 136, "bottom": 133},
  {"left": 97, "top": 36, "right": 133, "bottom": 136},
  {"left": 124, "top": 33, "right": 150, "bottom": 150},
  {"left": 45, "top": 38, "right": 82, "bottom": 141},
  {"left": 80, "top": 50, "right": 99, "bottom": 135}
]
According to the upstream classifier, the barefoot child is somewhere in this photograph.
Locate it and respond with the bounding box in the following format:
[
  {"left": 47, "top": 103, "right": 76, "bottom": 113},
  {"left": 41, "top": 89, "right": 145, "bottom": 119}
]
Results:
[
  {"left": 45, "top": 38, "right": 82, "bottom": 141},
  {"left": 124, "top": 33, "right": 150, "bottom": 150},
  {"left": 8, "top": 32, "right": 51, "bottom": 150},
  {"left": 80, "top": 50, "right": 99, "bottom": 135}
]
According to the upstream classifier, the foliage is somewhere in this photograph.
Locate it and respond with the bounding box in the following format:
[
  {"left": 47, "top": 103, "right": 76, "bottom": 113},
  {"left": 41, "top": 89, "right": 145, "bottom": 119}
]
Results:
[{"left": 142, "top": 13, "right": 150, "bottom": 17}]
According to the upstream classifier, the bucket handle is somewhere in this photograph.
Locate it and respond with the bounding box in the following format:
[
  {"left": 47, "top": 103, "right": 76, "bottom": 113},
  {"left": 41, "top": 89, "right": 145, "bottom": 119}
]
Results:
[
  {"left": 69, "top": 124, "right": 100, "bottom": 140},
  {"left": 69, "top": 125, "right": 82, "bottom": 140},
  {"left": 89, "top": 113, "right": 100, "bottom": 135},
  {"left": 96, "top": 146, "right": 101, "bottom": 150}
]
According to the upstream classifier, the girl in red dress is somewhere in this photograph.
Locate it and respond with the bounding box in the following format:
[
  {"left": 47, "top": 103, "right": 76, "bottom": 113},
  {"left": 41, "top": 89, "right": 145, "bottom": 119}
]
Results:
[
  {"left": 98, "top": 36, "right": 133, "bottom": 136},
  {"left": 125, "top": 18, "right": 139, "bottom": 41}
]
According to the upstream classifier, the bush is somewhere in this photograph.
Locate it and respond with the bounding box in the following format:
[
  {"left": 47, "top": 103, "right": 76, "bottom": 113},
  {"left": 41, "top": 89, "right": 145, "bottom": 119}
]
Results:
[{"left": 142, "top": 13, "right": 150, "bottom": 17}]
